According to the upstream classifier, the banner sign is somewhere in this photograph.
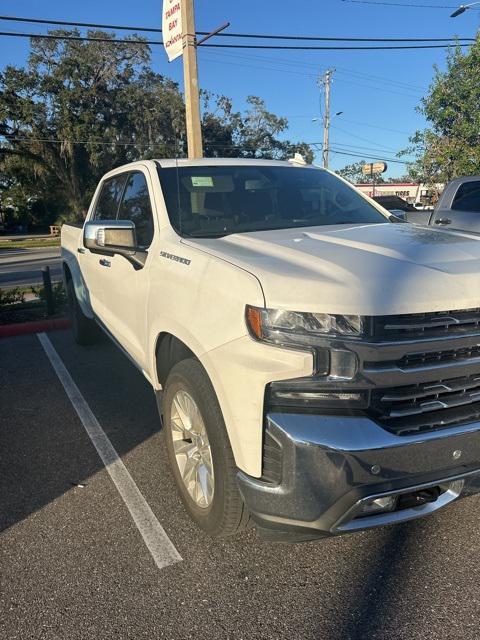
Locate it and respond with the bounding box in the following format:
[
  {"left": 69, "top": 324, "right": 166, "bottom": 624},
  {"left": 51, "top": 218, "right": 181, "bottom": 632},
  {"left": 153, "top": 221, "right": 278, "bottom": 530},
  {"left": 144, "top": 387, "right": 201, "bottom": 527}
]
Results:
[
  {"left": 162, "top": 0, "right": 183, "bottom": 62},
  {"left": 362, "top": 162, "right": 388, "bottom": 175}
]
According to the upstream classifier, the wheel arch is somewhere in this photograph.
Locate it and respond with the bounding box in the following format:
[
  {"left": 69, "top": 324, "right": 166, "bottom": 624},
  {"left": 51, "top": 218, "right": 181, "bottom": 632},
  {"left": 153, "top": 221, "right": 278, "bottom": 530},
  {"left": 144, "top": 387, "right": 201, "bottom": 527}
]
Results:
[{"left": 154, "top": 332, "right": 199, "bottom": 388}]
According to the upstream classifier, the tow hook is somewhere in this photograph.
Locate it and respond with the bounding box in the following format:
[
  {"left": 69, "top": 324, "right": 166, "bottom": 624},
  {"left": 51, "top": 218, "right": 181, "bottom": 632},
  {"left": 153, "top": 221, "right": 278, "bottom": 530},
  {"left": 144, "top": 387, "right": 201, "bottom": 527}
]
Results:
[{"left": 397, "top": 486, "right": 441, "bottom": 510}]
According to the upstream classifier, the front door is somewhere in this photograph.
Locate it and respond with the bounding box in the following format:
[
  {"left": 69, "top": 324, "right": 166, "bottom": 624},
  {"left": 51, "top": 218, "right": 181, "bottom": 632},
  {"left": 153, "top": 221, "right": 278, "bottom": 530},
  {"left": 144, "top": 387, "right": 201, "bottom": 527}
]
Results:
[
  {"left": 77, "top": 173, "right": 129, "bottom": 317},
  {"left": 96, "top": 169, "right": 156, "bottom": 370}
]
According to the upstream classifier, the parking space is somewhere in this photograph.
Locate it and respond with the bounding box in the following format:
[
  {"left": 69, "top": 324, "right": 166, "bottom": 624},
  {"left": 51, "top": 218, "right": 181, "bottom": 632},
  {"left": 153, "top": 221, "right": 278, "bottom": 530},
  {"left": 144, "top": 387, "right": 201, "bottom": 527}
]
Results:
[{"left": 2, "top": 330, "right": 480, "bottom": 639}]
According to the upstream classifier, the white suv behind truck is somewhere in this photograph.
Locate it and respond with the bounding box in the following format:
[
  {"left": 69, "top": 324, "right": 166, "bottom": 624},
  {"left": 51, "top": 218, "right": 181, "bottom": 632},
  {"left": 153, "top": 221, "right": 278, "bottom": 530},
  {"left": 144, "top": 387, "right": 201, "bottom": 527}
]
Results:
[{"left": 62, "top": 158, "right": 480, "bottom": 542}]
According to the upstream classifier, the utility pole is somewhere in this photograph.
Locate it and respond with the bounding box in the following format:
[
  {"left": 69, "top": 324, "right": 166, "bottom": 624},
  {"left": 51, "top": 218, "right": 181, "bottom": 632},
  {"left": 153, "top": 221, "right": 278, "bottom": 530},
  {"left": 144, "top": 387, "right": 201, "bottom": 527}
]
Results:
[
  {"left": 319, "top": 69, "right": 334, "bottom": 169},
  {"left": 181, "top": 0, "right": 203, "bottom": 158}
]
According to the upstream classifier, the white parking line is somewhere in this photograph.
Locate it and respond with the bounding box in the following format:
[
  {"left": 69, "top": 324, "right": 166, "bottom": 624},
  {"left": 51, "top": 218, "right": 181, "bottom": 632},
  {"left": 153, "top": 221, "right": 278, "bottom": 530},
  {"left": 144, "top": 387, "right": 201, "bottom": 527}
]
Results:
[{"left": 37, "top": 332, "right": 182, "bottom": 570}]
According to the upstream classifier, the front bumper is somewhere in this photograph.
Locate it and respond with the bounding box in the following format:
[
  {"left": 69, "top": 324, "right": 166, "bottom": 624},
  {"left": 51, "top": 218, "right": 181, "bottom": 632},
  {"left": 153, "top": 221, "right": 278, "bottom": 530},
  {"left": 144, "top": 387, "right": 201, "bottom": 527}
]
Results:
[{"left": 237, "top": 413, "right": 480, "bottom": 542}]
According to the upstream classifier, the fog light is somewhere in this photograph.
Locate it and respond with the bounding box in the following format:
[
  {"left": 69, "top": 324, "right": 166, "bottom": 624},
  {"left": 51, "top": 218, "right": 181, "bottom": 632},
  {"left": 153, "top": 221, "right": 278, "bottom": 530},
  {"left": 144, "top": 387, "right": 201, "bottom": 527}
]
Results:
[{"left": 360, "top": 495, "right": 397, "bottom": 515}]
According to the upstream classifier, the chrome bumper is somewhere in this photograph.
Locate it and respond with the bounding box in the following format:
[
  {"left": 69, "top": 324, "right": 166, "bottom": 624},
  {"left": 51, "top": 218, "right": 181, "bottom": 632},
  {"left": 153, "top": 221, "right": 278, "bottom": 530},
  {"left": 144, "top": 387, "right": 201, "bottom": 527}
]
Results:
[{"left": 237, "top": 413, "right": 480, "bottom": 542}]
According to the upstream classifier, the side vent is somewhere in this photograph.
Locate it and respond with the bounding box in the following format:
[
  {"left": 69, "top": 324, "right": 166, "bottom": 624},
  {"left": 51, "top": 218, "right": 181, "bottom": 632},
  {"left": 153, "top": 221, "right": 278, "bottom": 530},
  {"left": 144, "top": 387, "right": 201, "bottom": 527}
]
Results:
[{"left": 262, "top": 428, "right": 283, "bottom": 484}]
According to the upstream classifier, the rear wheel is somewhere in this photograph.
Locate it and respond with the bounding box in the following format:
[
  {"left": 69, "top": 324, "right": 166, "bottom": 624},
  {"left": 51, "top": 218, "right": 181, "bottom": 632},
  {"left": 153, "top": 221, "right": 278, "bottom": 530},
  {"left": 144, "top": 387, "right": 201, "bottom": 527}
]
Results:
[
  {"left": 163, "top": 358, "right": 250, "bottom": 537},
  {"left": 66, "top": 278, "right": 98, "bottom": 345}
]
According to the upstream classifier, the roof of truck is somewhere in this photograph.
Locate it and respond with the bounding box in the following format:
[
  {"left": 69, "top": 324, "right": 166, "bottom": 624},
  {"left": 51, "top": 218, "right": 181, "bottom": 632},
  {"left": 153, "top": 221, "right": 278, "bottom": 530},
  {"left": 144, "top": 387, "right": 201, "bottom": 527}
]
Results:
[{"left": 155, "top": 157, "right": 317, "bottom": 169}]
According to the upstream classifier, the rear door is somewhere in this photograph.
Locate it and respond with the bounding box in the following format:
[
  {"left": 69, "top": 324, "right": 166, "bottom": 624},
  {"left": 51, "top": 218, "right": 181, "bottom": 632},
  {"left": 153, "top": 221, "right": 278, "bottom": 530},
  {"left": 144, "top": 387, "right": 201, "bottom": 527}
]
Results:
[
  {"left": 77, "top": 173, "right": 128, "bottom": 317},
  {"left": 432, "top": 180, "right": 480, "bottom": 233},
  {"left": 97, "top": 169, "right": 156, "bottom": 369}
]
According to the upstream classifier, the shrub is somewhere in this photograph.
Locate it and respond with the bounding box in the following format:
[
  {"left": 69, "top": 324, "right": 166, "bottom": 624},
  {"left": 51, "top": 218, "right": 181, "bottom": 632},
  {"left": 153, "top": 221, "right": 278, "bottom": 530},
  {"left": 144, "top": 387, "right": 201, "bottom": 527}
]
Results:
[{"left": 0, "top": 287, "right": 26, "bottom": 307}]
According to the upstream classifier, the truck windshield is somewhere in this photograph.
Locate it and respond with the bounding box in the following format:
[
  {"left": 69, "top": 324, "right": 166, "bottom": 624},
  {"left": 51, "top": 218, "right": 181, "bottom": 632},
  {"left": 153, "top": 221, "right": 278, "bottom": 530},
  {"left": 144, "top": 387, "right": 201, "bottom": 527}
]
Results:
[{"left": 158, "top": 165, "right": 389, "bottom": 238}]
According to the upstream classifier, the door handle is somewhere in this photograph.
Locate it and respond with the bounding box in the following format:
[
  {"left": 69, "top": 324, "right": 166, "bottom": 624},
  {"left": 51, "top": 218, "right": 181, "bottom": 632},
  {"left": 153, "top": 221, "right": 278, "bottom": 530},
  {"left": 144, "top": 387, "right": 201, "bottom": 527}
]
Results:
[
  {"left": 77, "top": 247, "right": 86, "bottom": 254},
  {"left": 434, "top": 218, "right": 451, "bottom": 226},
  {"left": 99, "top": 258, "right": 111, "bottom": 267}
]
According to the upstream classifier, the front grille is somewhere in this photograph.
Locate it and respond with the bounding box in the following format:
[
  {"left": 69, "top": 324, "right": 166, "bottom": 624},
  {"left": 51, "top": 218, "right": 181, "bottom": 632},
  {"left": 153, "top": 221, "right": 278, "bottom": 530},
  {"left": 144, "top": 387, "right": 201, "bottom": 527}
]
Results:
[
  {"left": 365, "top": 344, "right": 480, "bottom": 370},
  {"left": 372, "top": 308, "right": 480, "bottom": 340},
  {"left": 400, "top": 345, "right": 480, "bottom": 368},
  {"left": 371, "top": 374, "right": 480, "bottom": 435},
  {"left": 263, "top": 308, "right": 480, "bottom": 442}
]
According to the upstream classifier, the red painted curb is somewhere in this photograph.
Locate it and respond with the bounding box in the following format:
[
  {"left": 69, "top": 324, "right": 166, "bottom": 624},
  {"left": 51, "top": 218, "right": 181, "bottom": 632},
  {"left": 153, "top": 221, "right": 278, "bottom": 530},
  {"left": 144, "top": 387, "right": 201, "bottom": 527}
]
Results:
[{"left": 0, "top": 316, "right": 71, "bottom": 339}]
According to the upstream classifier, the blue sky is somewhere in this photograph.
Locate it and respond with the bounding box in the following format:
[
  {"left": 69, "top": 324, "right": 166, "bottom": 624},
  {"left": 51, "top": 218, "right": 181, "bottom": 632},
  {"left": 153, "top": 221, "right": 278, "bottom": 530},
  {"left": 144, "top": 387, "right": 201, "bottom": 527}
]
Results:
[{"left": 1, "top": 0, "right": 479, "bottom": 178}]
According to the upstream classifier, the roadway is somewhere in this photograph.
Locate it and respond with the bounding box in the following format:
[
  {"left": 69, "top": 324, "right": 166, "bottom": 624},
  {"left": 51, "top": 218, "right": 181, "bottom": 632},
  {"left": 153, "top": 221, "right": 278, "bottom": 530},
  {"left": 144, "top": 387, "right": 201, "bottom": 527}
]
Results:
[
  {"left": 1, "top": 329, "right": 480, "bottom": 639},
  {"left": 0, "top": 247, "right": 62, "bottom": 288}
]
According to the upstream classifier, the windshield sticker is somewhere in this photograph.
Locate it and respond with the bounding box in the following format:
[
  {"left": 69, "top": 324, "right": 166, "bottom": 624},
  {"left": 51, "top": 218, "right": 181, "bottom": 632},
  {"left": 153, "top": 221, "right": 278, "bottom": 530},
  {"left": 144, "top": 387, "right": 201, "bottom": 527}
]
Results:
[{"left": 191, "top": 176, "right": 214, "bottom": 187}]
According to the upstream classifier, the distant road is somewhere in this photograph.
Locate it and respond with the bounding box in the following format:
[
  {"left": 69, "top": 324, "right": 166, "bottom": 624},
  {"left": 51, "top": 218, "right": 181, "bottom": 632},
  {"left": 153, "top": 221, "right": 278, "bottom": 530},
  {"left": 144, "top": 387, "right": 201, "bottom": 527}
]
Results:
[
  {"left": 0, "top": 247, "right": 62, "bottom": 288},
  {"left": 1, "top": 233, "right": 51, "bottom": 241}
]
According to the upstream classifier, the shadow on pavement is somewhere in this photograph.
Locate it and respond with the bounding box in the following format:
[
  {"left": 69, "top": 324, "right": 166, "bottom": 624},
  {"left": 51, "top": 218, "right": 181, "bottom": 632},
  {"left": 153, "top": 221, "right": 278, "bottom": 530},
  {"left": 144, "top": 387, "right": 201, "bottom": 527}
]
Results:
[
  {"left": 329, "top": 522, "right": 421, "bottom": 639},
  {"left": 0, "top": 330, "right": 161, "bottom": 532}
]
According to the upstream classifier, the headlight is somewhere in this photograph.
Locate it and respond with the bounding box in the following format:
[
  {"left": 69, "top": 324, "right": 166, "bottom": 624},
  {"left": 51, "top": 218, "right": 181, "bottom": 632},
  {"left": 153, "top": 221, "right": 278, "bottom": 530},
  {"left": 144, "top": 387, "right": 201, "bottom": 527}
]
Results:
[
  {"left": 246, "top": 306, "right": 365, "bottom": 345},
  {"left": 246, "top": 305, "right": 363, "bottom": 380}
]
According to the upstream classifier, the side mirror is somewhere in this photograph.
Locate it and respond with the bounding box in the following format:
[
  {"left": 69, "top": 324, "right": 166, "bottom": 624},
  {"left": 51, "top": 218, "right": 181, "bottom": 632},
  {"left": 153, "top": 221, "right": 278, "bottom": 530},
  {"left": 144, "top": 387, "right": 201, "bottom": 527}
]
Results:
[{"left": 83, "top": 220, "right": 146, "bottom": 268}]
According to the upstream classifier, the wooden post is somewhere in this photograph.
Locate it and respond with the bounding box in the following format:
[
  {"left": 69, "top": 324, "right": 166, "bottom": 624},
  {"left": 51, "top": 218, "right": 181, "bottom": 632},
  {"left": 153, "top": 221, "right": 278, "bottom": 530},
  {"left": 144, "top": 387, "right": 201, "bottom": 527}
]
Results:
[
  {"left": 181, "top": 0, "right": 203, "bottom": 158},
  {"left": 322, "top": 70, "right": 333, "bottom": 169},
  {"left": 42, "top": 266, "right": 55, "bottom": 316}
]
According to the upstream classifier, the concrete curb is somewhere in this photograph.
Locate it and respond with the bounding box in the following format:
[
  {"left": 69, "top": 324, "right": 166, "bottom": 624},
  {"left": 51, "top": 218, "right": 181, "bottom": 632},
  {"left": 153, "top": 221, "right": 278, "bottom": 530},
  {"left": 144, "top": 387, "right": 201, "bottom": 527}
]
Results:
[{"left": 0, "top": 317, "right": 70, "bottom": 339}]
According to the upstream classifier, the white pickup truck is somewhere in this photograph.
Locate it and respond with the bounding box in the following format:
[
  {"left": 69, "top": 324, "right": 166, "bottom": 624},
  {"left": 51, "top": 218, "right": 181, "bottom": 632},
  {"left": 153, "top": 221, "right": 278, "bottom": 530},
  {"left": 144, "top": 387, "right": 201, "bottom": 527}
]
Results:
[{"left": 62, "top": 158, "right": 480, "bottom": 542}]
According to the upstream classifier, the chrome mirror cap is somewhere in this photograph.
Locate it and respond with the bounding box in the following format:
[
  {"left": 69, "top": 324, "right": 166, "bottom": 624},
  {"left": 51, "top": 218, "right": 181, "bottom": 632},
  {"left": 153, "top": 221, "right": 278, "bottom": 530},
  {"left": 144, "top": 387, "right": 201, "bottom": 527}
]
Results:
[{"left": 83, "top": 220, "right": 136, "bottom": 251}]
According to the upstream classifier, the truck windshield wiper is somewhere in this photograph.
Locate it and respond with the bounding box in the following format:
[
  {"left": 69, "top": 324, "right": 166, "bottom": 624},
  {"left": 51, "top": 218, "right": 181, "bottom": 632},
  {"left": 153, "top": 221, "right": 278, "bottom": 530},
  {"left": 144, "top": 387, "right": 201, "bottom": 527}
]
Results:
[
  {"left": 389, "top": 214, "right": 408, "bottom": 223},
  {"left": 185, "top": 231, "right": 233, "bottom": 238}
]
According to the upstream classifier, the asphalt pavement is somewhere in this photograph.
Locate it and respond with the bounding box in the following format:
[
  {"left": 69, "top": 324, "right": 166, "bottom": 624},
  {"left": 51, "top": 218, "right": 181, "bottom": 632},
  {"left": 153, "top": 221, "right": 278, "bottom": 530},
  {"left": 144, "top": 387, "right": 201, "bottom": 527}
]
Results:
[
  {"left": 0, "top": 247, "right": 62, "bottom": 288},
  {"left": 2, "top": 329, "right": 480, "bottom": 639}
]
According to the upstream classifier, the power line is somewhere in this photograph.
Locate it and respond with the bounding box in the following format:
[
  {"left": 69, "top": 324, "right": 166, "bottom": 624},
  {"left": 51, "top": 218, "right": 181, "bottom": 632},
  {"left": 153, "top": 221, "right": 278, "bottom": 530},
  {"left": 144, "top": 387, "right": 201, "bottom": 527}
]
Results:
[
  {"left": 338, "top": 117, "right": 412, "bottom": 135},
  {"left": 335, "top": 67, "right": 427, "bottom": 92},
  {"left": 204, "top": 42, "right": 473, "bottom": 50},
  {"left": 330, "top": 148, "right": 412, "bottom": 164},
  {"left": 0, "top": 14, "right": 477, "bottom": 41},
  {"left": 0, "top": 30, "right": 474, "bottom": 51},
  {"left": 0, "top": 15, "right": 162, "bottom": 33},
  {"left": 0, "top": 134, "right": 414, "bottom": 158},
  {"left": 331, "top": 124, "right": 402, "bottom": 152},
  {"left": 285, "top": 115, "right": 414, "bottom": 136},
  {"left": 332, "top": 141, "right": 406, "bottom": 155},
  {"left": 202, "top": 49, "right": 428, "bottom": 92},
  {"left": 0, "top": 31, "right": 160, "bottom": 45},
  {"left": 341, "top": 0, "right": 480, "bottom": 9},
  {"left": 219, "top": 50, "right": 429, "bottom": 91}
]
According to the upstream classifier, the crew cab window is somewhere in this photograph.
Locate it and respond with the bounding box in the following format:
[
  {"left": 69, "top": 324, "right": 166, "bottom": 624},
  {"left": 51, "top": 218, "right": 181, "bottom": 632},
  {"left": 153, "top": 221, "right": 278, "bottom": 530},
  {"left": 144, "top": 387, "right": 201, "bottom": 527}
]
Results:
[
  {"left": 118, "top": 172, "right": 154, "bottom": 248},
  {"left": 94, "top": 174, "right": 128, "bottom": 220},
  {"left": 158, "top": 165, "right": 389, "bottom": 238},
  {"left": 452, "top": 181, "right": 480, "bottom": 212}
]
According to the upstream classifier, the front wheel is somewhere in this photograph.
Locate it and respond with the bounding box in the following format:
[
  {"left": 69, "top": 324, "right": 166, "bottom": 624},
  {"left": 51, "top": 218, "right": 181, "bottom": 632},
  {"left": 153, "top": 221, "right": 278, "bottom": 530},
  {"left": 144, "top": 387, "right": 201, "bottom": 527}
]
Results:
[{"left": 163, "top": 358, "right": 250, "bottom": 537}]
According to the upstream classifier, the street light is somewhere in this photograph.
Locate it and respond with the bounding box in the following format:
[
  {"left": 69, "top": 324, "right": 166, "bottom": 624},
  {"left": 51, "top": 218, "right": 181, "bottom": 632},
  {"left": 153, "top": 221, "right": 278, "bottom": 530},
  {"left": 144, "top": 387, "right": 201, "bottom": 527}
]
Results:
[
  {"left": 450, "top": 2, "right": 480, "bottom": 17},
  {"left": 311, "top": 112, "right": 343, "bottom": 123}
]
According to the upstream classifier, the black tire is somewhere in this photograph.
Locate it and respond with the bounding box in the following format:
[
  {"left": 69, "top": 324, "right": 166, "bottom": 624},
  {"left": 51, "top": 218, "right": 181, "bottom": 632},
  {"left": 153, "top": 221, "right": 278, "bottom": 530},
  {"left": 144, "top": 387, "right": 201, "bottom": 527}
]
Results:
[
  {"left": 163, "top": 358, "right": 250, "bottom": 537},
  {"left": 66, "top": 278, "right": 98, "bottom": 345}
]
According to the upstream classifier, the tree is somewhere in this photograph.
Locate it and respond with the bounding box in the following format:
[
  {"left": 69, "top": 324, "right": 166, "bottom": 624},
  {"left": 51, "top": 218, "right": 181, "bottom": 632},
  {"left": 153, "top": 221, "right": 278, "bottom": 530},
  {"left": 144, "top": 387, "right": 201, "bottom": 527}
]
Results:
[
  {"left": 336, "top": 161, "right": 368, "bottom": 183},
  {"left": 336, "top": 161, "right": 385, "bottom": 184},
  {"left": 0, "top": 30, "right": 313, "bottom": 225},
  {"left": 202, "top": 94, "right": 313, "bottom": 162},
  {"left": 400, "top": 36, "right": 480, "bottom": 185},
  {"left": 0, "top": 30, "right": 185, "bottom": 221}
]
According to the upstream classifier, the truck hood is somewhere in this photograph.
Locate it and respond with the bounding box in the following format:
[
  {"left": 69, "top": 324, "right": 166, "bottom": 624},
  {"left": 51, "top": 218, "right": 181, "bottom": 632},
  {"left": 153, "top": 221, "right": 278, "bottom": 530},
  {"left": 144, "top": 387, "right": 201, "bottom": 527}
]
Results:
[{"left": 184, "top": 223, "right": 480, "bottom": 315}]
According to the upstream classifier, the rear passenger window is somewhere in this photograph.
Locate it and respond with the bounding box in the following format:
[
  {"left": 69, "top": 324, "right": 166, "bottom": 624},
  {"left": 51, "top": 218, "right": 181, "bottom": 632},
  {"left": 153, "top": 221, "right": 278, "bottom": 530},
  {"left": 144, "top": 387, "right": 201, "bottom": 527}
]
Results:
[
  {"left": 94, "top": 174, "right": 128, "bottom": 220},
  {"left": 118, "top": 172, "right": 154, "bottom": 248},
  {"left": 452, "top": 181, "right": 480, "bottom": 212}
]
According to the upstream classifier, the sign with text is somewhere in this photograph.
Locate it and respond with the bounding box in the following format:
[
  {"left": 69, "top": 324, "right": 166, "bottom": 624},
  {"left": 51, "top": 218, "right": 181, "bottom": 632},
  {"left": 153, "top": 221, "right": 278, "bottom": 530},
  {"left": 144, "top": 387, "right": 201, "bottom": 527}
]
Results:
[
  {"left": 362, "top": 162, "right": 387, "bottom": 175},
  {"left": 162, "top": 0, "right": 183, "bottom": 62}
]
